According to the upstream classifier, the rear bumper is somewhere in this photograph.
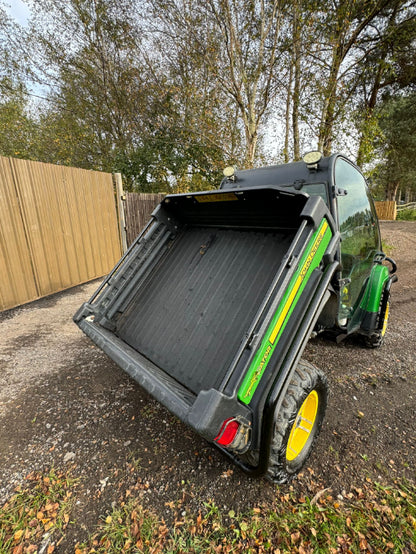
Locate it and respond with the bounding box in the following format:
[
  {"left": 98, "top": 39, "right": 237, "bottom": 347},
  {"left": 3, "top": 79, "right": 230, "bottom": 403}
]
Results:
[{"left": 76, "top": 311, "right": 251, "bottom": 442}]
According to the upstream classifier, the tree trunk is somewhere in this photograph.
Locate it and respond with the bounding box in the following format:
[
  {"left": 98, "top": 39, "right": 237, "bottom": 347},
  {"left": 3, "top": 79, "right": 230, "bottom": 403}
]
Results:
[
  {"left": 292, "top": 1, "right": 301, "bottom": 161},
  {"left": 405, "top": 188, "right": 411, "bottom": 203},
  {"left": 318, "top": 46, "right": 342, "bottom": 156},
  {"left": 356, "top": 64, "right": 383, "bottom": 167},
  {"left": 244, "top": 124, "right": 258, "bottom": 169},
  {"left": 318, "top": 50, "right": 340, "bottom": 157},
  {"left": 385, "top": 181, "right": 399, "bottom": 201},
  {"left": 283, "top": 64, "right": 293, "bottom": 163}
]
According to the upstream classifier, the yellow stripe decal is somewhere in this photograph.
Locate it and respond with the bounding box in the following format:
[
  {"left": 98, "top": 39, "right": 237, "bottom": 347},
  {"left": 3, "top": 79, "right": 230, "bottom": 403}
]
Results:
[{"left": 269, "top": 220, "right": 328, "bottom": 344}]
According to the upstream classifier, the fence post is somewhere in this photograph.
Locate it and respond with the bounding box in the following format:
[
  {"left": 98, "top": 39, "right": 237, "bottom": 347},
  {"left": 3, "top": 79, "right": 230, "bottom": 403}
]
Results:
[{"left": 113, "top": 173, "right": 128, "bottom": 253}]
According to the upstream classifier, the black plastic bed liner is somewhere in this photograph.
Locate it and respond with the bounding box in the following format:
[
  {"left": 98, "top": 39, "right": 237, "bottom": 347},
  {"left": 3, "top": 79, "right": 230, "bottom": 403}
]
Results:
[{"left": 116, "top": 226, "right": 296, "bottom": 394}]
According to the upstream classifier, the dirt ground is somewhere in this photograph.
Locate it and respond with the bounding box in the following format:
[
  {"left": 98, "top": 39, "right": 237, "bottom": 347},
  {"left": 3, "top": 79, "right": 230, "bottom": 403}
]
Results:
[{"left": 0, "top": 221, "right": 415, "bottom": 551}]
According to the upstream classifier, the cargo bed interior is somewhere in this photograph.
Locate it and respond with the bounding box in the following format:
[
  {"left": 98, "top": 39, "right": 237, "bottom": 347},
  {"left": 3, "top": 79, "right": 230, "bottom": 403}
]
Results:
[{"left": 116, "top": 225, "right": 296, "bottom": 394}]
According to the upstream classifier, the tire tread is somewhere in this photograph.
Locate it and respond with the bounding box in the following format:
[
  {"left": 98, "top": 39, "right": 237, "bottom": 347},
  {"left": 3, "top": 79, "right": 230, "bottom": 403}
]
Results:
[{"left": 267, "top": 360, "right": 328, "bottom": 484}]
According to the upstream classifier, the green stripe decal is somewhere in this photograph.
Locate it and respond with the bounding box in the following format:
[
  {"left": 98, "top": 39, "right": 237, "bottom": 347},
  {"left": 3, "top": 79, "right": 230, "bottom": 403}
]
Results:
[{"left": 238, "top": 219, "right": 332, "bottom": 405}]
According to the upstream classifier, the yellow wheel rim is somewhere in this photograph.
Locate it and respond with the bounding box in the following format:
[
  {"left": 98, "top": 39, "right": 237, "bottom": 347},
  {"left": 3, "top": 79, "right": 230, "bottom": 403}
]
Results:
[
  {"left": 381, "top": 301, "right": 389, "bottom": 337},
  {"left": 286, "top": 390, "right": 319, "bottom": 462}
]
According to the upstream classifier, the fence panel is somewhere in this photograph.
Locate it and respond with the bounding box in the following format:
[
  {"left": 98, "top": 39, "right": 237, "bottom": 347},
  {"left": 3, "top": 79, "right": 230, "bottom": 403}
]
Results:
[
  {"left": 0, "top": 158, "right": 39, "bottom": 310},
  {"left": 125, "top": 192, "right": 166, "bottom": 246},
  {"left": 374, "top": 201, "right": 397, "bottom": 221},
  {"left": 0, "top": 157, "right": 122, "bottom": 311}
]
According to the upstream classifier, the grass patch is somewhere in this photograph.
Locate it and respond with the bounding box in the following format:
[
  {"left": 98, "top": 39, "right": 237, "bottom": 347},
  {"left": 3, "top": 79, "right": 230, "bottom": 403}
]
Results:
[
  {"left": 381, "top": 239, "right": 394, "bottom": 256},
  {"left": 397, "top": 208, "right": 416, "bottom": 221},
  {"left": 76, "top": 478, "right": 416, "bottom": 553},
  {"left": 0, "top": 467, "right": 77, "bottom": 553}
]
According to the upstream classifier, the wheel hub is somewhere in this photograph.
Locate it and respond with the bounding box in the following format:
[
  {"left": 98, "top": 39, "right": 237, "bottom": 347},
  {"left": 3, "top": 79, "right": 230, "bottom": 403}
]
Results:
[{"left": 286, "top": 390, "right": 319, "bottom": 461}]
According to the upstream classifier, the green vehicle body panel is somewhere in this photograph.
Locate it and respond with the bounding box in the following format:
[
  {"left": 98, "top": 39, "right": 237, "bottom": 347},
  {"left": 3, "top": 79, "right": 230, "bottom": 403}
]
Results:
[
  {"left": 238, "top": 218, "right": 333, "bottom": 405},
  {"left": 359, "top": 263, "right": 390, "bottom": 314}
]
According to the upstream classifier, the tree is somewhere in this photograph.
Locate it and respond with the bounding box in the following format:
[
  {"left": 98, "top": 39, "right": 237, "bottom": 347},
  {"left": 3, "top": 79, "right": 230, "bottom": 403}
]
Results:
[
  {"left": 313, "top": 0, "right": 404, "bottom": 156},
  {"left": 0, "top": 5, "right": 37, "bottom": 159},
  {"left": 355, "top": 2, "right": 416, "bottom": 165},
  {"left": 373, "top": 93, "right": 416, "bottom": 201},
  {"left": 4, "top": 0, "right": 415, "bottom": 185},
  {"left": 22, "top": 0, "right": 237, "bottom": 190},
  {"left": 205, "top": 0, "right": 287, "bottom": 167},
  {"left": 150, "top": 0, "right": 287, "bottom": 168},
  {"left": 142, "top": 0, "right": 245, "bottom": 188},
  {"left": 26, "top": 0, "right": 145, "bottom": 169}
]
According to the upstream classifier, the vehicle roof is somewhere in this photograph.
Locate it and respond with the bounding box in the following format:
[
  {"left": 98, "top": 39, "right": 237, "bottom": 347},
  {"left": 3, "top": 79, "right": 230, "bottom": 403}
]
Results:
[{"left": 220, "top": 155, "right": 335, "bottom": 190}]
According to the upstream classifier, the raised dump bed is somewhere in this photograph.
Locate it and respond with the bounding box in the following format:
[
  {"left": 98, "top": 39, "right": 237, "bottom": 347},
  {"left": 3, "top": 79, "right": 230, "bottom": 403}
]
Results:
[
  {"left": 75, "top": 153, "right": 396, "bottom": 483},
  {"left": 75, "top": 184, "right": 337, "bottom": 479}
]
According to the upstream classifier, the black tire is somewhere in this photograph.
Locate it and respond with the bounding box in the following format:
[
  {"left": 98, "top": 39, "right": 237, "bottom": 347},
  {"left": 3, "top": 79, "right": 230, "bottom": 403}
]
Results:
[{"left": 266, "top": 360, "right": 328, "bottom": 484}]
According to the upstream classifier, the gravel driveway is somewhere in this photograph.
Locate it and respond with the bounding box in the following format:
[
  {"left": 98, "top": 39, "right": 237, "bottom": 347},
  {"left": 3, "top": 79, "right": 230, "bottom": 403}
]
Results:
[{"left": 1, "top": 221, "right": 415, "bottom": 550}]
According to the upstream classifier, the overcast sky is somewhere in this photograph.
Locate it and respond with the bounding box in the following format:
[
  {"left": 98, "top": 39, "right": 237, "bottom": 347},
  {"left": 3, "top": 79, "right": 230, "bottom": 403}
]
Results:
[{"left": 4, "top": 0, "right": 31, "bottom": 26}]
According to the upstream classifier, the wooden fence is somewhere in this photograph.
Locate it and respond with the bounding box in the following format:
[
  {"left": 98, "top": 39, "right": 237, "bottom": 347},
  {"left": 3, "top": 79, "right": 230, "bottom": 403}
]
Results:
[
  {"left": 374, "top": 201, "right": 397, "bottom": 221},
  {"left": 0, "top": 157, "right": 122, "bottom": 311},
  {"left": 125, "top": 192, "right": 166, "bottom": 246},
  {"left": 397, "top": 201, "right": 416, "bottom": 212}
]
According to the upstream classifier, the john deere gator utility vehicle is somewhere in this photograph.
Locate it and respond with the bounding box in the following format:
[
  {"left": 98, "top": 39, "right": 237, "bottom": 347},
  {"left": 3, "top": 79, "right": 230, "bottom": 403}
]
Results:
[{"left": 74, "top": 152, "right": 397, "bottom": 483}]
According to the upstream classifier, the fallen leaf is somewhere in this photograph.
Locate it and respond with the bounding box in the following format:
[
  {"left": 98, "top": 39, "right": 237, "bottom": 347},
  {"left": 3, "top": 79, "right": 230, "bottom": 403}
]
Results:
[
  {"left": 291, "top": 531, "right": 300, "bottom": 544},
  {"left": 346, "top": 517, "right": 351, "bottom": 528},
  {"left": 131, "top": 522, "right": 139, "bottom": 537},
  {"left": 13, "top": 529, "right": 24, "bottom": 542}
]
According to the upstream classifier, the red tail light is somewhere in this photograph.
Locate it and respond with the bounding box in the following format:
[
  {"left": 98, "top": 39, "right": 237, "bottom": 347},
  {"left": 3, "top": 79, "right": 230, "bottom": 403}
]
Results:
[{"left": 215, "top": 418, "right": 240, "bottom": 446}]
